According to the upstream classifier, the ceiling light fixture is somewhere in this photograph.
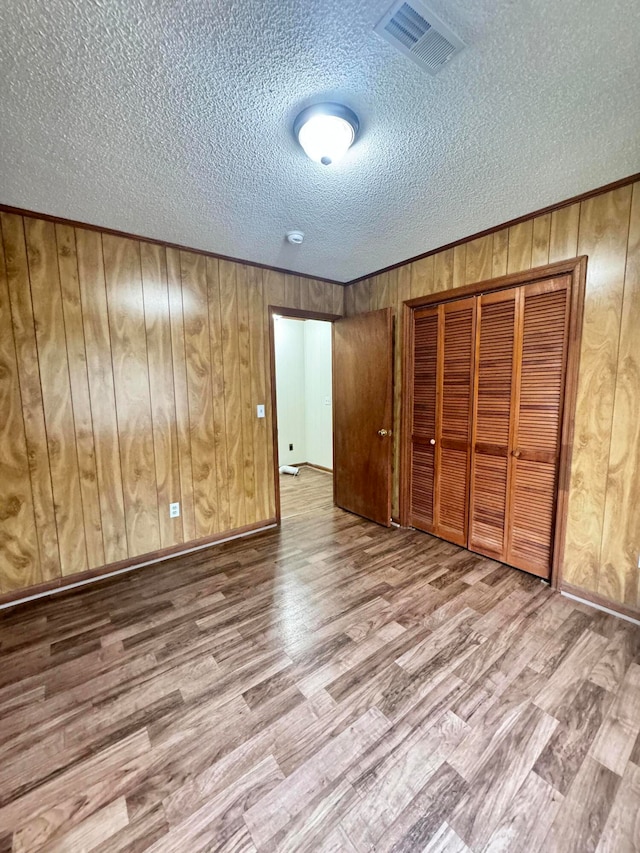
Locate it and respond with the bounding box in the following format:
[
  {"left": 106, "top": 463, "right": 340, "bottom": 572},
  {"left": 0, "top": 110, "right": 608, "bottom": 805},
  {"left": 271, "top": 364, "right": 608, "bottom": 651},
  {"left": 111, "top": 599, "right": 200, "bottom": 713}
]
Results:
[{"left": 294, "top": 103, "right": 359, "bottom": 166}]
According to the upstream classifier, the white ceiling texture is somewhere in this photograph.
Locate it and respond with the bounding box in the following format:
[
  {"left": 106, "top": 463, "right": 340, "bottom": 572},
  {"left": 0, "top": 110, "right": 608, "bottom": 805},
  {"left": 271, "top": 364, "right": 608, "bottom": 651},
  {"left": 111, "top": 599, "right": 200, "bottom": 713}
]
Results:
[{"left": 0, "top": 0, "right": 638, "bottom": 283}]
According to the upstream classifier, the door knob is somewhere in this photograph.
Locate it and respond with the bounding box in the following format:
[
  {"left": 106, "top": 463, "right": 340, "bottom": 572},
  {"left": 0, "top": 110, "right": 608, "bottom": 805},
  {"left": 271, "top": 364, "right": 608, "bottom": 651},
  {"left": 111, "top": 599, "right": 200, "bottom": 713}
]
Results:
[
  {"left": 430, "top": 438, "right": 436, "bottom": 445},
  {"left": 512, "top": 449, "right": 521, "bottom": 458},
  {"left": 378, "top": 428, "right": 390, "bottom": 437}
]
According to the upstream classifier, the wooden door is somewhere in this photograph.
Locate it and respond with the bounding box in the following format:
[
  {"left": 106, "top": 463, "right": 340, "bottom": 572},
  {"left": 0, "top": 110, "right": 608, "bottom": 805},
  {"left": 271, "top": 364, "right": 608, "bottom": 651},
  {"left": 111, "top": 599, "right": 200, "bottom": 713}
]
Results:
[
  {"left": 333, "top": 308, "right": 394, "bottom": 526},
  {"left": 409, "top": 306, "right": 439, "bottom": 532},
  {"left": 409, "top": 298, "right": 475, "bottom": 545},
  {"left": 437, "top": 298, "right": 476, "bottom": 544},
  {"left": 468, "top": 289, "right": 518, "bottom": 559},
  {"left": 505, "top": 277, "right": 570, "bottom": 576},
  {"left": 469, "top": 277, "right": 570, "bottom": 578}
]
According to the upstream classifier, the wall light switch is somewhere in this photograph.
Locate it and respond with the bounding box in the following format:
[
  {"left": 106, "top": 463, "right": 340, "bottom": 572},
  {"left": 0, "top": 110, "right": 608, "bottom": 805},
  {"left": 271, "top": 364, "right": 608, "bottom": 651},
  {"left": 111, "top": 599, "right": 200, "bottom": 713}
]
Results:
[
  {"left": 257, "top": 404, "right": 265, "bottom": 418},
  {"left": 324, "top": 397, "right": 332, "bottom": 406},
  {"left": 169, "top": 502, "right": 180, "bottom": 518}
]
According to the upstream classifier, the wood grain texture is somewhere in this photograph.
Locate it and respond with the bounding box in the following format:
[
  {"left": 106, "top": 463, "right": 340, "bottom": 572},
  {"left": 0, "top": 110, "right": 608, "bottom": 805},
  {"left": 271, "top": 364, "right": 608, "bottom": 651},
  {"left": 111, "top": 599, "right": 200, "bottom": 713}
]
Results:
[
  {"left": 140, "top": 242, "right": 182, "bottom": 548},
  {"left": 236, "top": 265, "right": 257, "bottom": 526},
  {"left": 246, "top": 266, "right": 270, "bottom": 523},
  {"left": 102, "top": 234, "right": 161, "bottom": 557},
  {"left": 549, "top": 203, "right": 580, "bottom": 263},
  {"left": 55, "top": 224, "right": 104, "bottom": 570},
  {"left": 453, "top": 245, "right": 467, "bottom": 289},
  {"left": 507, "top": 221, "right": 533, "bottom": 274},
  {"left": 465, "top": 236, "right": 492, "bottom": 285},
  {"left": 0, "top": 230, "right": 40, "bottom": 592},
  {"left": 435, "top": 249, "right": 454, "bottom": 292},
  {"left": 219, "top": 260, "right": 247, "bottom": 530},
  {"left": 1, "top": 213, "right": 60, "bottom": 583},
  {"left": 563, "top": 186, "right": 633, "bottom": 594},
  {"left": 180, "top": 251, "right": 220, "bottom": 538},
  {"left": 334, "top": 308, "right": 394, "bottom": 526},
  {"left": 75, "top": 228, "right": 128, "bottom": 564},
  {"left": 0, "top": 488, "right": 638, "bottom": 851},
  {"left": 410, "top": 255, "right": 435, "bottom": 299},
  {"left": 205, "top": 257, "right": 232, "bottom": 533},
  {"left": 345, "top": 182, "right": 639, "bottom": 615},
  {"left": 166, "top": 247, "right": 196, "bottom": 544},
  {"left": 353, "top": 279, "right": 372, "bottom": 315},
  {"left": 24, "top": 217, "right": 88, "bottom": 576},
  {"left": 492, "top": 229, "right": 509, "bottom": 278},
  {"left": 599, "top": 183, "right": 640, "bottom": 608},
  {"left": 531, "top": 214, "right": 551, "bottom": 267},
  {"left": 393, "top": 265, "right": 411, "bottom": 515},
  {"left": 0, "top": 215, "right": 343, "bottom": 599}
]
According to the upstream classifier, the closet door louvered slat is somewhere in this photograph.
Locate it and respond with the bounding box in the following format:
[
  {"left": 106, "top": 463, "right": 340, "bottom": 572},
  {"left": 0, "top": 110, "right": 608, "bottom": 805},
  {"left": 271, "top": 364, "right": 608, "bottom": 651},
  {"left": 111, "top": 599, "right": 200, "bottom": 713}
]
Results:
[
  {"left": 437, "top": 298, "right": 475, "bottom": 544},
  {"left": 408, "top": 270, "right": 574, "bottom": 581},
  {"left": 468, "top": 290, "right": 517, "bottom": 559},
  {"left": 506, "top": 277, "right": 570, "bottom": 577},
  {"left": 410, "top": 308, "right": 438, "bottom": 531}
]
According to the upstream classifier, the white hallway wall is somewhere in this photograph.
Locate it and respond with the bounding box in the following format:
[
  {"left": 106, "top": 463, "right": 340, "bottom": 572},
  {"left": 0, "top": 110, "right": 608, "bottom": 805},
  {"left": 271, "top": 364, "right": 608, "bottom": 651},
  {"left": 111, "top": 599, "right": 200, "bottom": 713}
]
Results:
[
  {"left": 304, "top": 320, "right": 333, "bottom": 469},
  {"left": 274, "top": 317, "right": 332, "bottom": 469}
]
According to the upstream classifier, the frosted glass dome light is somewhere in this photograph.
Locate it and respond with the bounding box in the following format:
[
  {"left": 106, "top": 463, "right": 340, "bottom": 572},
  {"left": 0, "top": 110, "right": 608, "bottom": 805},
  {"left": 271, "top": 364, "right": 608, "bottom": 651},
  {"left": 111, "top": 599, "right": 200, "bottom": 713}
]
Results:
[{"left": 294, "top": 104, "right": 359, "bottom": 166}]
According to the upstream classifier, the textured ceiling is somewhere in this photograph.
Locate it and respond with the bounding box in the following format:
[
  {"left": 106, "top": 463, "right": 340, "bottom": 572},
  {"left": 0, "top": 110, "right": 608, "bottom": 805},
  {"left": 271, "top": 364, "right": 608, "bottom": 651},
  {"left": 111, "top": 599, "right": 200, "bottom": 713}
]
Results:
[{"left": 0, "top": 0, "right": 639, "bottom": 283}]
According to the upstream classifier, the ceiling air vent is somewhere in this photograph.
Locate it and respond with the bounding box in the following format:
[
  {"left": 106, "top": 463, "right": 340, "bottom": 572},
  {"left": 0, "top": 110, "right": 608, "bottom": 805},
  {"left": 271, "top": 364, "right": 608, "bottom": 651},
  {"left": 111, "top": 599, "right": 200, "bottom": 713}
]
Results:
[{"left": 374, "top": 0, "right": 465, "bottom": 76}]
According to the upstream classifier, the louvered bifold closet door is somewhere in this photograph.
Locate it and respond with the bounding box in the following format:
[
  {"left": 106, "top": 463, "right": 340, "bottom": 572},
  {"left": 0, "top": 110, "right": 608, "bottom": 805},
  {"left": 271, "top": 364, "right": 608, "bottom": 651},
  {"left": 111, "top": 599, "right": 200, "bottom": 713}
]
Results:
[
  {"left": 410, "top": 307, "right": 439, "bottom": 532},
  {"left": 468, "top": 289, "right": 517, "bottom": 560},
  {"left": 505, "top": 277, "right": 570, "bottom": 578},
  {"left": 436, "top": 298, "right": 476, "bottom": 545}
]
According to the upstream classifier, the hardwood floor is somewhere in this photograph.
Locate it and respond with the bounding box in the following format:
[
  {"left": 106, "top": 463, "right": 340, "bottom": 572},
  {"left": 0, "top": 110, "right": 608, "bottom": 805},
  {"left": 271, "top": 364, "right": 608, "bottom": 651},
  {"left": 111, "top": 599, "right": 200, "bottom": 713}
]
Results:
[
  {"left": 0, "top": 473, "right": 639, "bottom": 852},
  {"left": 279, "top": 466, "right": 334, "bottom": 519}
]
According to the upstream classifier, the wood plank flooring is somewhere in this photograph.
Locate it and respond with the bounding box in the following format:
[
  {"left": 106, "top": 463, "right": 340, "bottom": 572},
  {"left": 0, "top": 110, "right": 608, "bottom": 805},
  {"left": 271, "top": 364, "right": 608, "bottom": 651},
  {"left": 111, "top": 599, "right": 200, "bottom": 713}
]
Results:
[
  {"left": 280, "top": 466, "right": 334, "bottom": 519},
  {"left": 0, "top": 472, "right": 639, "bottom": 852}
]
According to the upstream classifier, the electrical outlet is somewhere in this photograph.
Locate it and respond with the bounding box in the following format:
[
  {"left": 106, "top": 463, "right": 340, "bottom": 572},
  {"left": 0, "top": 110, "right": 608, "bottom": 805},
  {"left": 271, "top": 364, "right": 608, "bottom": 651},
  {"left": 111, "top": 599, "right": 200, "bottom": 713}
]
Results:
[
  {"left": 169, "top": 502, "right": 180, "bottom": 518},
  {"left": 289, "top": 443, "right": 293, "bottom": 451},
  {"left": 256, "top": 404, "right": 265, "bottom": 418}
]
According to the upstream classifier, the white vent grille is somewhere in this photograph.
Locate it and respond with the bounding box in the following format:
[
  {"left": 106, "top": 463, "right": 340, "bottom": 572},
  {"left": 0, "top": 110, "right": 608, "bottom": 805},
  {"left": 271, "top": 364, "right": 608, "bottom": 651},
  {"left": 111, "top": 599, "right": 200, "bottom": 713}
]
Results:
[{"left": 375, "top": 0, "right": 465, "bottom": 76}]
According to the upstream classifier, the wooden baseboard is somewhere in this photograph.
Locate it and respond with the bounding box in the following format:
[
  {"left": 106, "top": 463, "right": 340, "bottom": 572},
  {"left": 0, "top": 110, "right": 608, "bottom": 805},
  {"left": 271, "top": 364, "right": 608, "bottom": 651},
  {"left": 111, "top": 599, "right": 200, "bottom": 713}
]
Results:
[
  {"left": 0, "top": 519, "right": 277, "bottom": 610},
  {"left": 560, "top": 581, "right": 640, "bottom": 625},
  {"left": 280, "top": 463, "right": 333, "bottom": 474}
]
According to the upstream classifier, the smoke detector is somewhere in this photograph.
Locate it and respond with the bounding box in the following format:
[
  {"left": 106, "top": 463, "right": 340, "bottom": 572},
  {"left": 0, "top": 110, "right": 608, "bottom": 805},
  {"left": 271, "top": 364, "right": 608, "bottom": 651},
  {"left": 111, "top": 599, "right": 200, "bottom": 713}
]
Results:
[
  {"left": 374, "top": 0, "right": 465, "bottom": 76},
  {"left": 286, "top": 230, "right": 304, "bottom": 245}
]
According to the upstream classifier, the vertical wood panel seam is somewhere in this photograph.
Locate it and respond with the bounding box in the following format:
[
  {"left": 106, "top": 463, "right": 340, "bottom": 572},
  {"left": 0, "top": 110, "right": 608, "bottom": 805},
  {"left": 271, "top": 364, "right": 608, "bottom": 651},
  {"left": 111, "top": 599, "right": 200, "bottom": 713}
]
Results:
[
  {"left": 69, "top": 226, "right": 107, "bottom": 564},
  {"left": 139, "top": 241, "right": 164, "bottom": 542},
  {"left": 53, "top": 225, "right": 91, "bottom": 571},
  {"left": 596, "top": 191, "right": 635, "bottom": 571},
  {"left": 204, "top": 257, "right": 222, "bottom": 530},
  {"left": 168, "top": 249, "right": 192, "bottom": 543},
  {"left": 232, "top": 269, "right": 248, "bottom": 523},
  {"left": 100, "top": 232, "right": 130, "bottom": 558},
  {"left": 178, "top": 251, "right": 200, "bottom": 533},
  {"left": 167, "top": 246, "right": 186, "bottom": 543},
  {"left": 0, "top": 216, "right": 44, "bottom": 581},
  {"left": 240, "top": 269, "right": 256, "bottom": 518},
  {"left": 13, "top": 215, "right": 63, "bottom": 575}
]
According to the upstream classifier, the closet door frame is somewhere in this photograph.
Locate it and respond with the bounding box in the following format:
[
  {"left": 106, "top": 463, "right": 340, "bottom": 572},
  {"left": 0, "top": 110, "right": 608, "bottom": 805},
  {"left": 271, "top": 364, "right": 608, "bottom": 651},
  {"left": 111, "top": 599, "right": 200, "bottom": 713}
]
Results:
[{"left": 400, "top": 256, "right": 587, "bottom": 590}]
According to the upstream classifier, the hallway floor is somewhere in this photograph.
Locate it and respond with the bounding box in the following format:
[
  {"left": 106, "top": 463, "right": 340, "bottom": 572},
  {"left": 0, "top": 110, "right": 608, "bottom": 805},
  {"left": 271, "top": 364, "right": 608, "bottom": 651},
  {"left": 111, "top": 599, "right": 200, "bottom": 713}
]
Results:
[
  {"left": 279, "top": 465, "right": 333, "bottom": 519},
  {"left": 0, "top": 475, "right": 639, "bottom": 851}
]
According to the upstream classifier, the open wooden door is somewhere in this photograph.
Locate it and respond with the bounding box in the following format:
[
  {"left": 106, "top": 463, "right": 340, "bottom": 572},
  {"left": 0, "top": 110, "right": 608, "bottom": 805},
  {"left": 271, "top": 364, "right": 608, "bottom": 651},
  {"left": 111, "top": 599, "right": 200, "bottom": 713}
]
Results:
[{"left": 333, "top": 308, "right": 394, "bottom": 526}]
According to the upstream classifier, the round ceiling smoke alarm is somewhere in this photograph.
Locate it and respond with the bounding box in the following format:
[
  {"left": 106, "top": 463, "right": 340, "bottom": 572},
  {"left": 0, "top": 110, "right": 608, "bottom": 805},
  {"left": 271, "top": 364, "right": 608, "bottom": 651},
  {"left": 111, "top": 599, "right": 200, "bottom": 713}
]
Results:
[{"left": 286, "top": 230, "right": 304, "bottom": 245}]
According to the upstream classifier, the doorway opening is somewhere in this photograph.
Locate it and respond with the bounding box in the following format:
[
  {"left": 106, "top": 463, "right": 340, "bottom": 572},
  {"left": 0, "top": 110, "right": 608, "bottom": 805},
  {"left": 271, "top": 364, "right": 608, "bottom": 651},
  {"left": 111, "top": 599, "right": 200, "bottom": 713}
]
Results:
[
  {"left": 270, "top": 308, "right": 337, "bottom": 521},
  {"left": 268, "top": 305, "right": 395, "bottom": 527}
]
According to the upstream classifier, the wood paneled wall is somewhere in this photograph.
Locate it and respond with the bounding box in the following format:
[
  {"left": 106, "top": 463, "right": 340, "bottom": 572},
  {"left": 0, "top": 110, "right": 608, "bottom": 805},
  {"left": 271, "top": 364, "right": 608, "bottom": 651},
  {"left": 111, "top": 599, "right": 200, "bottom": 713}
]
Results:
[
  {"left": 345, "top": 182, "right": 640, "bottom": 614},
  {"left": 0, "top": 213, "right": 344, "bottom": 595}
]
